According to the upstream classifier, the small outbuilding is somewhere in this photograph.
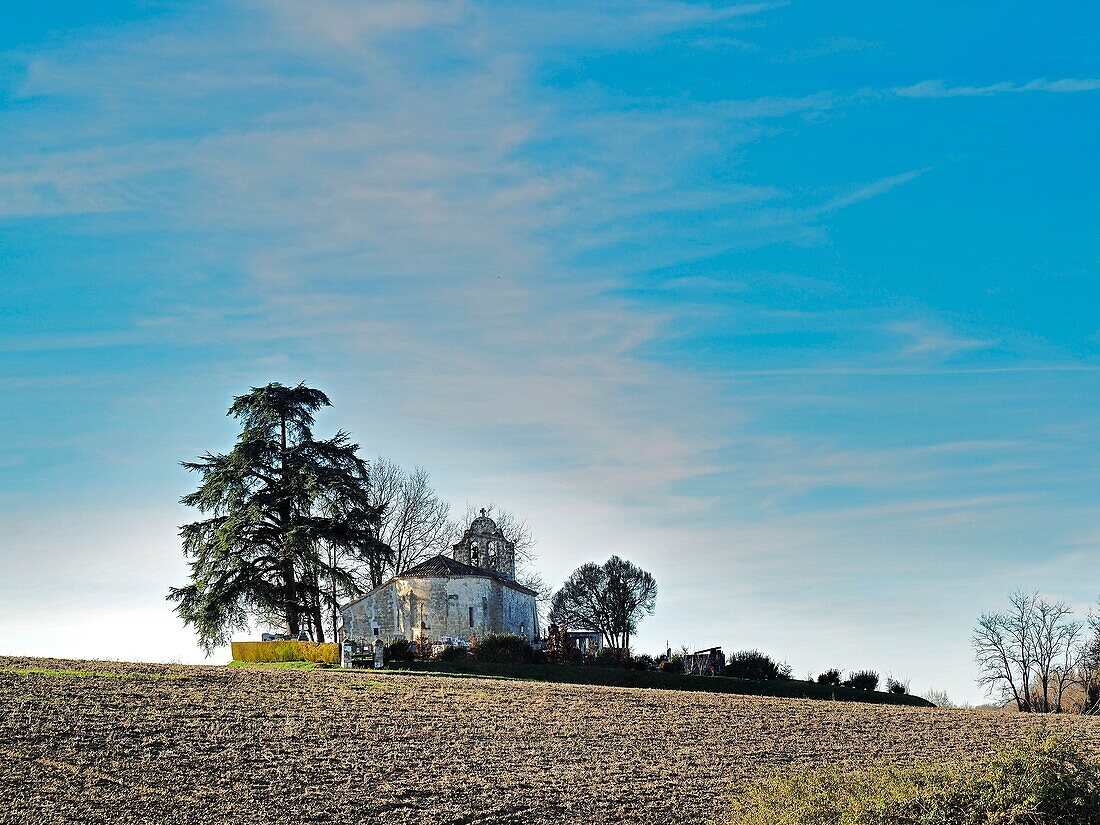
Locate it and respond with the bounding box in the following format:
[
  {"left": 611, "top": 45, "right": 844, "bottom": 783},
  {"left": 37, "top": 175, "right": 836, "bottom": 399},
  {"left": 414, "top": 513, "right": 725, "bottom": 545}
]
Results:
[
  {"left": 684, "top": 647, "right": 725, "bottom": 676},
  {"left": 563, "top": 630, "right": 603, "bottom": 655}
]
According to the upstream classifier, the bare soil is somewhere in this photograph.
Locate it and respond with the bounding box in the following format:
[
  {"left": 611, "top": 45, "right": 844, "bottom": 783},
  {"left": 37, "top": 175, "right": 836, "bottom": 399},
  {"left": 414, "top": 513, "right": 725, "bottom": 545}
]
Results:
[{"left": 4, "top": 656, "right": 1100, "bottom": 824}]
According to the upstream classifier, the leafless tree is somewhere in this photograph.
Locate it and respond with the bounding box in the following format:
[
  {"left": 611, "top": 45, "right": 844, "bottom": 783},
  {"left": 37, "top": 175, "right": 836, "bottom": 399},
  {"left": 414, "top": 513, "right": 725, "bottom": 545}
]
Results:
[
  {"left": 921, "top": 689, "right": 955, "bottom": 708},
  {"left": 1033, "top": 598, "right": 1084, "bottom": 713},
  {"left": 369, "top": 458, "right": 454, "bottom": 586},
  {"left": 974, "top": 592, "right": 1034, "bottom": 711},
  {"left": 1080, "top": 603, "right": 1100, "bottom": 715},
  {"left": 974, "top": 591, "right": 1083, "bottom": 713}
]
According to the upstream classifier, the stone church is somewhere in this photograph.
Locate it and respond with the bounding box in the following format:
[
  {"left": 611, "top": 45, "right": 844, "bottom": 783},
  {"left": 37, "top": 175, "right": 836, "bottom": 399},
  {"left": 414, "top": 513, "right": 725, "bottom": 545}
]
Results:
[{"left": 340, "top": 510, "right": 541, "bottom": 644}]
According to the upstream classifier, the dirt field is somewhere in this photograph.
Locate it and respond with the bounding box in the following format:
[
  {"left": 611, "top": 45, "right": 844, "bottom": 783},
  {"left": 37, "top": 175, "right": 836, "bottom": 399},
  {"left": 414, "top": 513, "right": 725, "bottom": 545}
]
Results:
[{"left": 4, "top": 657, "right": 1100, "bottom": 824}]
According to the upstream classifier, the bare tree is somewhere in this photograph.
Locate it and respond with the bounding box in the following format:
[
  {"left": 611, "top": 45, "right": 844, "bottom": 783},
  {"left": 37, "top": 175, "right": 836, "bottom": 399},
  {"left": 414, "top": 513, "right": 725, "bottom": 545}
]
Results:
[
  {"left": 921, "top": 689, "right": 955, "bottom": 708},
  {"left": 974, "top": 593, "right": 1032, "bottom": 711},
  {"left": 974, "top": 591, "right": 1083, "bottom": 713},
  {"left": 369, "top": 458, "right": 454, "bottom": 586},
  {"left": 1080, "top": 603, "right": 1100, "bottom": 715},
  {"left": 1033, "top": 598, "right": 1083, "bottom": 713}
]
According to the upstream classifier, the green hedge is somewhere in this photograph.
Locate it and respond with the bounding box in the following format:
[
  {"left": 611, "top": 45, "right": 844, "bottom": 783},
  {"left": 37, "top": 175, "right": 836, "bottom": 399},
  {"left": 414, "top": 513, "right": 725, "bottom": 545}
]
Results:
[
  {"left": 389, "top": 660, "right": 932, "bottom": 706},
  {"left": 728, "top": 735, "right": 1100, "bottom": 824}
]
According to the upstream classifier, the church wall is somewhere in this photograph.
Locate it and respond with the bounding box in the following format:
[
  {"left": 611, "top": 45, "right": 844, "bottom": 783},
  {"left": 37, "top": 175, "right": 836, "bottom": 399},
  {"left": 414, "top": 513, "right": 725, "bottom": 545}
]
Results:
[
  {"left": 341, "top": 575, "right": 539, "bottom": 643},
  {"left": 500, "top": 581, "right": 540, "bottom": 640}
]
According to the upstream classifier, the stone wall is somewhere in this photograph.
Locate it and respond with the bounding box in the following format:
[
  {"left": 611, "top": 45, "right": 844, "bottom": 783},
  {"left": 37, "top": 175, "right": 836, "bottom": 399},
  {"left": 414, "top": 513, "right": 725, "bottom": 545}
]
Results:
[
  {"left": 453, "top": 536, "right": 516, "bottom": 580},
  {"left": 342, "top": 575, "right": 539, "bottom": 643}
]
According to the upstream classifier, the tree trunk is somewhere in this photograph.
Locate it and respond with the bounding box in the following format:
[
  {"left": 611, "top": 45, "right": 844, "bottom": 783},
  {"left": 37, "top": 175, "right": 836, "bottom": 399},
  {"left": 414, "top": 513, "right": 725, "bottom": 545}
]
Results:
[
  {"left": 330, "top": 545, "right": 340, "bottom": 644},
  {"left": 311, "top": 591, "right": 325, "bottom": 644},
  {"left": 278, "top": 413, "right": 299, "bottom": 637}
]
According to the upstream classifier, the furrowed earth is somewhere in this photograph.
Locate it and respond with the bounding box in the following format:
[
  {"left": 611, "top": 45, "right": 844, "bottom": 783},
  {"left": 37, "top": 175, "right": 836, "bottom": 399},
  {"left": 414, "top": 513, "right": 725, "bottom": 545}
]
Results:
[{"left": 4, "top": 657, "right": 1100, "bottom": 824}]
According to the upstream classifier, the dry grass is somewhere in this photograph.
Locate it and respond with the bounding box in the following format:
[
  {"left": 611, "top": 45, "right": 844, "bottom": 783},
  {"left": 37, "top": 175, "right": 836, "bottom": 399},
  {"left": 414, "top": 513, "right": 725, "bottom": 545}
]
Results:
[{"left": 3, "top": 655, "right": 1100, "bottom": 824}]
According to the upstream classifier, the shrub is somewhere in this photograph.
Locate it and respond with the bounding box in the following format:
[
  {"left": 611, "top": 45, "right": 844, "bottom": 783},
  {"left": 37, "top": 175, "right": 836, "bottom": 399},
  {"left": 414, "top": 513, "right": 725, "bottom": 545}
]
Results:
[
  {"left": 542, "top": 624, "right": 583, "bottom": 664},
  {"left": 230, "top": 641, "right": 339, "bottom": 664},
  {"left": 415, "top": 635, "right": 433, "bottom": 660},
  {"left": 728, "top": 735, "right": 1100, "bottom": 825},
  {"left": 437, "top": 646, "right": 469, "bottom": 663},
  {"left": 886, "top": 676, "right": 908, "bottom": 695},
  {"left": 844, "top": 670, "right": 879, "bottom": 691},
  {"left": 660, "top": 655, "right": 683, "bottom": 673},
  {"left": 633, "top": 654, "right": 656, "bottom": 671},
  {"left": 589, "top": 647, "right": 632, "bottom": 668},
  {"left": 474, "top": 633, "right": 542, "bottom": 664},
  {"left": 816, "top": 668, "right": 841, "bottom": 686},
  {"left": 726, "top": 650, "right": 785, "bottom": 681},
  {"left": 384, "top": 637, "right": 413, "bottom": 663}
]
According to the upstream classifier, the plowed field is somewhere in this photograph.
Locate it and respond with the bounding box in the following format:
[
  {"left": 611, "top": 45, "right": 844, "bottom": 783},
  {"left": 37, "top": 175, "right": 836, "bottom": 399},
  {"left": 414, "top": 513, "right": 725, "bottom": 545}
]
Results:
[{"left": 4, "top": 656, "right": 1100, "bottom": 824}]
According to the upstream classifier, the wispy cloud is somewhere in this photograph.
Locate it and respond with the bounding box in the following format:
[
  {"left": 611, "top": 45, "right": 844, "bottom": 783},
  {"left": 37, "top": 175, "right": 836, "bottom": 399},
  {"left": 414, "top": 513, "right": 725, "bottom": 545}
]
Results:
[
  {"left": 776, "top": 35, "right": 876, "bottom": 62},
  {"left": 4, "top": 0, "right": 807, "bottom": 511},
  {"left": 886, "top": 320, "right": 996, "bottom": 359},
  {"left": 895, "top": 77, "right": 1100, "bottom": 98},
  {"left": 816, "top": 168, "right": 930, "bottom": 213}
]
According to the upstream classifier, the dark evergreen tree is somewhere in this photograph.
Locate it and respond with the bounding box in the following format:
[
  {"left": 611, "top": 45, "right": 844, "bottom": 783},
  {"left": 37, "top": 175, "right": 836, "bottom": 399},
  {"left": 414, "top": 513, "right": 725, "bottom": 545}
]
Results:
[{"left": 167, "top": 382, "right": 391, "bottom": 652}]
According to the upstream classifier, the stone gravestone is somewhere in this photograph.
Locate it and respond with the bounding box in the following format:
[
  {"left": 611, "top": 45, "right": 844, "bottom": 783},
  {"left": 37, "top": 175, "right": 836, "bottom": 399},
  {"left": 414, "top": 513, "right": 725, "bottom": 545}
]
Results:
[{"left": 373, "top": 638, "right": 384, "bottom": 669}]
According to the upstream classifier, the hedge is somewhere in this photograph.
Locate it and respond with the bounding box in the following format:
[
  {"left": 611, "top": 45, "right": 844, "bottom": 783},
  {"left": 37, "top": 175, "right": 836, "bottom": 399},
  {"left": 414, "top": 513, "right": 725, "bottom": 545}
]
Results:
[
  {"left": 389, "top": 661, "right": 932, "bottom": 706},
  {"left": 230, "top": 640, "right": 340, "bottom": 664}
]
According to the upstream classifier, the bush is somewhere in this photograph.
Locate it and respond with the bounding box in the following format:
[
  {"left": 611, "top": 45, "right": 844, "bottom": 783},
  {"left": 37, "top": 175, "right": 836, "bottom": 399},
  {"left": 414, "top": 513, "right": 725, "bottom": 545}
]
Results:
[
  {"left": 844, "top": 670, "right": 879, "bottom": 691},
  {"left": 542, "top": 624, "right": 579, "bottom": 664},
  {"left": 660, "top": 655, "right": 684, "bottom": 673},
  {"left": 886, "top": 676, "right": 908, "bottom": 695},
  {"left": 816, "top": 668, "right": 841, "bottom": 686},
  {"left": 415, "top": 635, "right": 434, "bottom": 660},
  {"left": 474, "top": 633, "right": 542, "bottom": 664},
  {"left": 727, "top": 650, "right": 785, "bottom": 681},
  {"left": 728, "top": 735, "right": 1100, "bottom": 825},
  {"left": 384, "top": 637, "right": 413, "bottom": 663},
  {"left": 230, "top": 640, "right": 339, "bottom": 664},
  {"left": 589, "top": 647, "right": 632, "bottom": 668},
  {"left": 437, "top": 646, "right": 469, "bottom": 663},
  {"left": 633, "top": 654, "right": 656, "bottom": 671}
]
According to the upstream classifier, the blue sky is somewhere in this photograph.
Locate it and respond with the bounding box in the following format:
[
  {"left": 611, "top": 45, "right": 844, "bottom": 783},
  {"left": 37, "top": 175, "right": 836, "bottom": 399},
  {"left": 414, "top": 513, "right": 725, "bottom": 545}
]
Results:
[{"left": 1, "top": 1, "right": 1098, "bottom": 703}]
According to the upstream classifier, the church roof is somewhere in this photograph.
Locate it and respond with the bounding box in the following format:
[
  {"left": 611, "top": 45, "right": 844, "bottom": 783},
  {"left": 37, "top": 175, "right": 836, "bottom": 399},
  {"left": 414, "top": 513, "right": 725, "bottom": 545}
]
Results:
[
  {"left": 399, "top": 553, "right": 538, "bottom": 596},
  {"left": 402, "top": 554, "right": 489, "bottom": 578},
  {"left": 340, "top": 552, "right": 539, "bottom": 612}
]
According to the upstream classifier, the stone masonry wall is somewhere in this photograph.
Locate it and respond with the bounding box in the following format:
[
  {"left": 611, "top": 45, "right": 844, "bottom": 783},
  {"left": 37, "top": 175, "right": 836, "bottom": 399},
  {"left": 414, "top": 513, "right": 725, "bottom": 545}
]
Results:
[{"left": 342, "top": 575, "right": 539, "bottom": 643}]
